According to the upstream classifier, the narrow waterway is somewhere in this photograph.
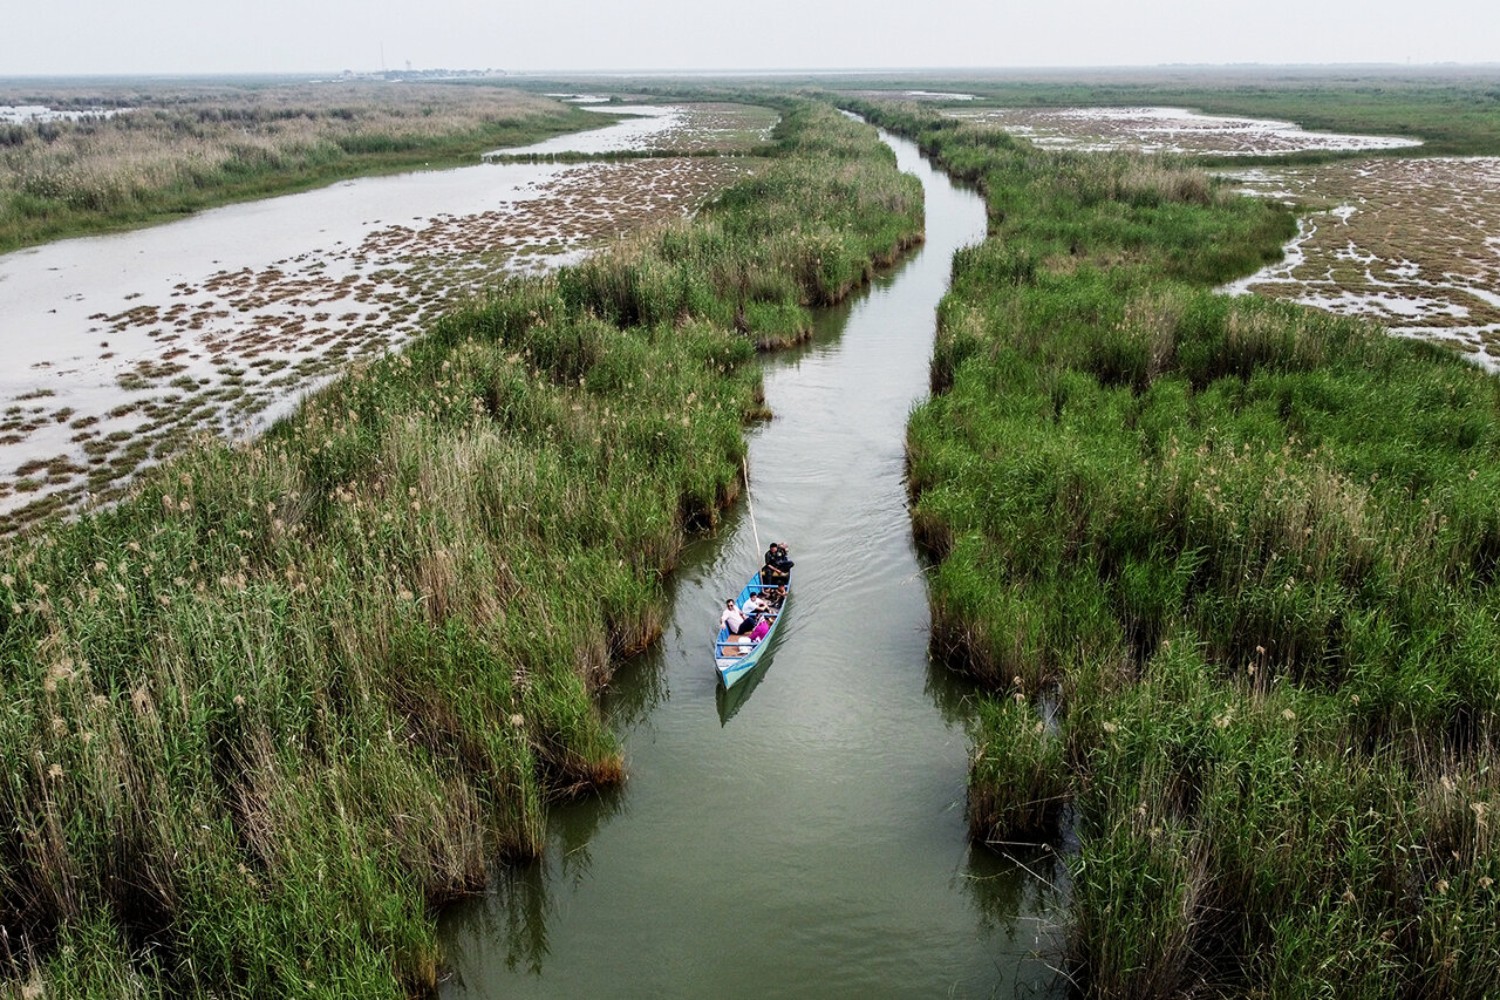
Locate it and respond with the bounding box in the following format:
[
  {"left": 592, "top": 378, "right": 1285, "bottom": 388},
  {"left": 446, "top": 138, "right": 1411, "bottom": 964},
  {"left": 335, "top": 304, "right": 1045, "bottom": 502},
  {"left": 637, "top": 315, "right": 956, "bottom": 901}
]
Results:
[{"left": 438, "top": 130, "right": 1063, "bottom": 998}]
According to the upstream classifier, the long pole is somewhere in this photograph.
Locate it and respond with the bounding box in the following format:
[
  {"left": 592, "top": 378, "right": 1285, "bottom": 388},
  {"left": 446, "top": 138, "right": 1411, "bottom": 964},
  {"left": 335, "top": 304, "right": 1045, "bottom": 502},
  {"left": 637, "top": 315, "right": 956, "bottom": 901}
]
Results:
[{"left": 742, "top": 455, "right": 761, "bottom": 558}]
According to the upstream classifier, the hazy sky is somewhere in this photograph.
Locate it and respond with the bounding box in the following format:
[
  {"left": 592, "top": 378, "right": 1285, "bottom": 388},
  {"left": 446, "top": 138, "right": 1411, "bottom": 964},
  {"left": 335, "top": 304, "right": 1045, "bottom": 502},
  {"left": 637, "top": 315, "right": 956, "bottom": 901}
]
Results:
[{"left": 4, "top": 0, "right": 1497, "bottom": 76}]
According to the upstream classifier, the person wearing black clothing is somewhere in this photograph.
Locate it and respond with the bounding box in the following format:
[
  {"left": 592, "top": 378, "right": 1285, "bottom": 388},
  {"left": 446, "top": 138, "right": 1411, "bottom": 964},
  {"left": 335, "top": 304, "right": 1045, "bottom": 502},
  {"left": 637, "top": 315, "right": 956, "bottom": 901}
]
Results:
[{"left": 761, "top": 542, "right": 794, "bottom": 586}]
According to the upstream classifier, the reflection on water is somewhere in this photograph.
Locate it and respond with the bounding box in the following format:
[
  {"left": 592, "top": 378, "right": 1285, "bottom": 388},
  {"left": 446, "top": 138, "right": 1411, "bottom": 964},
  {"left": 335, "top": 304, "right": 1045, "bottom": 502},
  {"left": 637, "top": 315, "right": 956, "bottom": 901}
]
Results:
[
  {"left": 964, "top": 844, "right": 1068, "bottom": 956},
  {"left": 715, "top": 651, "right": 774, "bottom": 725},
  {"left": 438, "top": 128, "right": 1064, "bottom": 998},
  {"left": 598, "top": 639, "right": 672, "bottom": 733},
  {"left": 923, "top": 658, "right": 987, "bottom": 731},
  {"left": 446, "top": 769, "right": 641, "bottom": 980},
  {"left": 489, "top": 105, "right": 682, "bottom": 156},
  {"left": 448, "top": 783, "right": 636, "bottom": 980}
]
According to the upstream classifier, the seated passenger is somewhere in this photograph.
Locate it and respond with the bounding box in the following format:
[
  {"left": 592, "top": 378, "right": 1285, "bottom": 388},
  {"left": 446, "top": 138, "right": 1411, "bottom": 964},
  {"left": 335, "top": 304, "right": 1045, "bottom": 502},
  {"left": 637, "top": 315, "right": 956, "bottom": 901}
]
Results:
[
  {"left": 760, "top": 542, "right": 794, "bottom": 586},
  {"left": 766, "top": 543, "right": 794, "bottom": 582},
  {"left": 760, "top": 542, "right": 787, "bottom": 586},
  {"left": 719, "top": 598, "right": 754, "bottom": 636},
  {"left": 748, "top": 616, "right": 771, "bottom": 643}
]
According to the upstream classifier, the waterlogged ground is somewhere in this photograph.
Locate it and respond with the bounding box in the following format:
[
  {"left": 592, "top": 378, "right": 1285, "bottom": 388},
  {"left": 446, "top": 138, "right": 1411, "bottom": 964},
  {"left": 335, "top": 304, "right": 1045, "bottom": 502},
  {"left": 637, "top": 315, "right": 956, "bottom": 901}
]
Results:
[
  {"left": 495, "top": 102, "right": 777, "bottom": 157},
  {"left": 945, "top": 105, "right": 1422, "bottom": 156},
  {"left": 853, "top": 90, "right": 978, "bottom": 102},
  {"left": 0, "top": 103, "right": 772, "bottom": 533},
  {"left": 0, "top": 105, "right": 128, "bottom": 124},
  {"left": 943, "top": 104, "right": 1500, "bottom": 369},
  {"left": 1222, "top": 157, "right": 1500, "bottom": 368}
]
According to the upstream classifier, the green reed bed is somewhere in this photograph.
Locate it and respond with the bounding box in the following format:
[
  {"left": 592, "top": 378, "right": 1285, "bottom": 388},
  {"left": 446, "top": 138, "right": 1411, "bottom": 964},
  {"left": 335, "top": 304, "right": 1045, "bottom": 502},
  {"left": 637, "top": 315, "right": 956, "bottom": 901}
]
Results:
[
  {"left": 557, "top": 103, "right": 921, "bottom": 349},
  {"left": 856, "top": 100, "right": 1500, "bottom": 997},
  {"left": 0, "top": 102, "right": 920, "bottom": 998}
]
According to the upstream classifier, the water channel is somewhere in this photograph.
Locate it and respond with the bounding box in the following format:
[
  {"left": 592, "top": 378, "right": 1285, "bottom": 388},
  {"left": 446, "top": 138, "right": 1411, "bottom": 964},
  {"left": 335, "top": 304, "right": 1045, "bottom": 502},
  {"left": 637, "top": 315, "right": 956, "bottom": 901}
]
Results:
[{"left": 438, "top": 131, "right": 1064, "bottom": 998}]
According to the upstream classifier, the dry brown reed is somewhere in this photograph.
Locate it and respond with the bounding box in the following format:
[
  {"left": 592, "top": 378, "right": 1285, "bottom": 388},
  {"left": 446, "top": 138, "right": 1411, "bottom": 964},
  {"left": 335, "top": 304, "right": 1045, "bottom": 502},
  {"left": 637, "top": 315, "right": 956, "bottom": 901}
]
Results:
[{"left": 0, "top": 82, "right": 581, "bottom": 247}]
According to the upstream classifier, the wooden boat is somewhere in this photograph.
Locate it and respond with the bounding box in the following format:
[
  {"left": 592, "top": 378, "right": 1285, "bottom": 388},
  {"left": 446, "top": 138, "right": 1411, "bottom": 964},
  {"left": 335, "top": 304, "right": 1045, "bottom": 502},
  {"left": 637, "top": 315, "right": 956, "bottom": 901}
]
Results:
[{"left": 713, "top": 572, "right": 790, "bottom": 689}]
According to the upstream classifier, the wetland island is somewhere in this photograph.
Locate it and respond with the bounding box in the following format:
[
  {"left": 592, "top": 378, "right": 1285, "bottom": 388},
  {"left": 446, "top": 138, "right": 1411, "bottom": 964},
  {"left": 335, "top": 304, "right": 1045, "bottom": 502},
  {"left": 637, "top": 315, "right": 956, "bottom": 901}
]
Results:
[{"left": 2, "top": 44, "right": 1500, "bottom": 1000}]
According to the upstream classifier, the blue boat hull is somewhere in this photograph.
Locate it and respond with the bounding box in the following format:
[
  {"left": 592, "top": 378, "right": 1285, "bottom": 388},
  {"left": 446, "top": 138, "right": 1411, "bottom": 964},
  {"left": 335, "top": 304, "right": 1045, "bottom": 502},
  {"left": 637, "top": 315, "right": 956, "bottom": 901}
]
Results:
[{"left": 713, "top": 573, "right": 789, "bottom": 689}]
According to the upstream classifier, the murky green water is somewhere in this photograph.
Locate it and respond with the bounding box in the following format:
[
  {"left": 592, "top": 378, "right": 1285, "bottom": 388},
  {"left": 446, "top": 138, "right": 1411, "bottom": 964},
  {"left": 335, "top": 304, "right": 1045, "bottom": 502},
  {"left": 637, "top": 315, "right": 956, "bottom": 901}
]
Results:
[{"left": 438, "top": 131, "right": 1064, "bottom": 999}]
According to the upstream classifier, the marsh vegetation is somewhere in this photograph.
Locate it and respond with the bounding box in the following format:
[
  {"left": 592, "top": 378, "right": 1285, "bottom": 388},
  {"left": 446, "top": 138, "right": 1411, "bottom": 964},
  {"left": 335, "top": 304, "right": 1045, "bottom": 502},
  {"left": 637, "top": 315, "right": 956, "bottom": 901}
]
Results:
[
  {"left": 854, "top": 96, "right": 1500, "bottom": 998},
  {"left": 6, "top": 66, "right": 1499, "bottom": 996},
  {"left": 893, "top": 72, "right": 1500, "bottom": 386},
  {"left": 0, "top": 100, "right": 777, "bottom": 536},
  {"left": 0, "top": 101, "right": 920, "bottom": 997},
  {"left": 835, "top": 66, "right": 1500, "bottom": 156},
  {"left": 0, "top": 81, "right": 601, "bottom": 253}
]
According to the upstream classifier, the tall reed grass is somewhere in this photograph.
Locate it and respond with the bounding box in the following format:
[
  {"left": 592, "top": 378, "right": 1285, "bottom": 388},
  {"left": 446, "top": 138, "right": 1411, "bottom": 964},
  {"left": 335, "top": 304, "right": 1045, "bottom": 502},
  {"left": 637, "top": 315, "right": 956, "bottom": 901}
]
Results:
[
  {"left": 0, "top": 101, "right": 921, "bottom": 997},
  {"left": 859, "top": 98, "right": 1500, "bottom": 997}
]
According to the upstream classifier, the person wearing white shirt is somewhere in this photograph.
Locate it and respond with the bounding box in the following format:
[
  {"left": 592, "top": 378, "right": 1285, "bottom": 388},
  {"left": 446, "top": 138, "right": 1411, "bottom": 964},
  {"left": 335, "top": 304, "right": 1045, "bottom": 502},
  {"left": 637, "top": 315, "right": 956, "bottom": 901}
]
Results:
[{"left": 720, "top": 598, "right": 752, "bottom": 635}]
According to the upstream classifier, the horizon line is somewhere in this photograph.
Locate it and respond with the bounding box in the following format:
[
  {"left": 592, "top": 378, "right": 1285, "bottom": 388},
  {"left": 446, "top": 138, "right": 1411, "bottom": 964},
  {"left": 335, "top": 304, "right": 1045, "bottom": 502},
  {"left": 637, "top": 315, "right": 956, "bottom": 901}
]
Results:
[{"left": 3, "top": 60, "right": 1500, "bottom": 82}]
